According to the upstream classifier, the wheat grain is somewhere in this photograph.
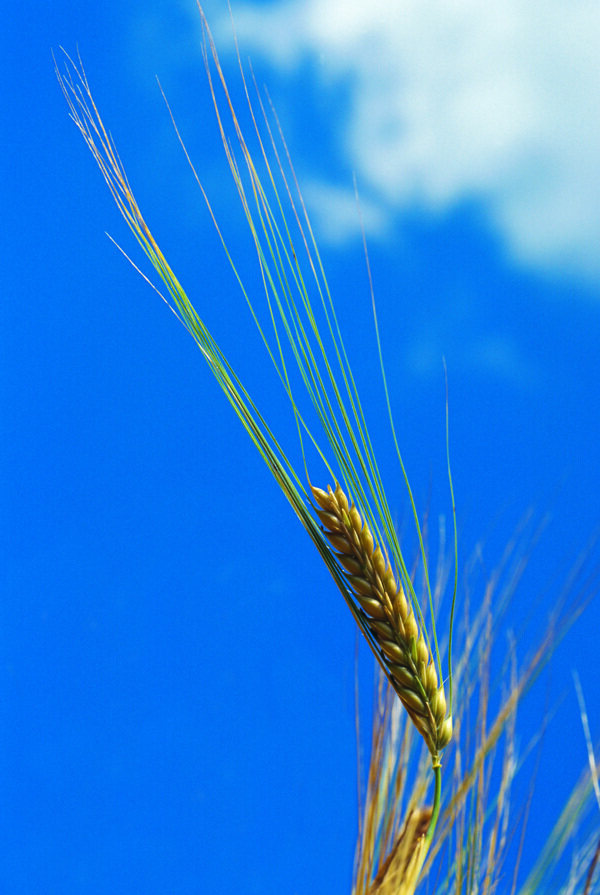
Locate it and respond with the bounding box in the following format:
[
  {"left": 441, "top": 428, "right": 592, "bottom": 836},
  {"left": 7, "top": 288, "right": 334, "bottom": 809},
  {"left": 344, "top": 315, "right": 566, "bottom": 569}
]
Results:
[{"left": 312, "top": 482, "right": 452, "bottom": 760}]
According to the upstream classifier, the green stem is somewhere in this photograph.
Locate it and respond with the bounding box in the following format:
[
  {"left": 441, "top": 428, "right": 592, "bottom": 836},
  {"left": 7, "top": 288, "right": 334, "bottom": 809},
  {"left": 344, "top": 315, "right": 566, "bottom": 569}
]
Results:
[{"left": 425, "top": 763, "right": 442, "bottom": 847}]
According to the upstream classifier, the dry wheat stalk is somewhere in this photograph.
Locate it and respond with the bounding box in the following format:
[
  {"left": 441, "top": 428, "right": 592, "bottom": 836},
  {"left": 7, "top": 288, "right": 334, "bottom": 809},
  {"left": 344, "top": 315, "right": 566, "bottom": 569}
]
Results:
[
  {"left": 311, "top": 482, "right": 452, "bottom": 761},
  {"left": 368, "top": 807, "right": 433, "bottom": 895}
]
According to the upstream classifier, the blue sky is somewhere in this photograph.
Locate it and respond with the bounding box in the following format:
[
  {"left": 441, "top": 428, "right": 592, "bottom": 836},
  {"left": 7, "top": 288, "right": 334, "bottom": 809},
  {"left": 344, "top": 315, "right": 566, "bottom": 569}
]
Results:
[{"left": 4, "top": 1, "right": 600, "bottom": 892}]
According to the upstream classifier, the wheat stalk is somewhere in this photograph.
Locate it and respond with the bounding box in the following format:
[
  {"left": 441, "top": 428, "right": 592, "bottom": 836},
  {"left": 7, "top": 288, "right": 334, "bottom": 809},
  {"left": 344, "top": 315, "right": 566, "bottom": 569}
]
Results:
[
  {"left": 368, "top": 807, "right": 432, "bottom": 895},
  {"left": 312, "top": 482, "right": 452, "bottom": 762},
  {"left": 55, "top": 10, "right": 458, "bottom": 886}
]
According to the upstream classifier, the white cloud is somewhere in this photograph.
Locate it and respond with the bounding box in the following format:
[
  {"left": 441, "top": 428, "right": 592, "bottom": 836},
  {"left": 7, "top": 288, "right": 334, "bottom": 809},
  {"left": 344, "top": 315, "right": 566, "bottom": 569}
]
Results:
[
  {"left": 217, "top": 0, "right": 600, "bottom": 280},
  {"left": 406, "top": 331, "right": 541, "bottom": 390},
  {"left": 300, "top": 180, "right": 388, "bottom": 244}
]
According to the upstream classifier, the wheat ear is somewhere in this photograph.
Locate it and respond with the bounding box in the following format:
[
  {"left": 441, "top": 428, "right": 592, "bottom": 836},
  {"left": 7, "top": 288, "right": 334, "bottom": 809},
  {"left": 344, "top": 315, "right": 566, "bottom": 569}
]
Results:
[{"left": 312, "top": 483, "right": 452, "bottom": 761}]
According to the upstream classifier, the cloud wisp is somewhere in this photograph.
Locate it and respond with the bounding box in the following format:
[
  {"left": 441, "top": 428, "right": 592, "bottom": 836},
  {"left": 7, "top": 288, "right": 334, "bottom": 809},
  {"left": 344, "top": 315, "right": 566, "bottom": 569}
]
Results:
[{"left": 217, "top": 0, "right": 600, "bottom": 281}]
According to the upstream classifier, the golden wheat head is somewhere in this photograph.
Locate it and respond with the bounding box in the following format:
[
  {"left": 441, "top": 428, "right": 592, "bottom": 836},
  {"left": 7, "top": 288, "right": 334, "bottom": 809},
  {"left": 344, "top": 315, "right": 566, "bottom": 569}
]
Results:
[{"left": 312, "top": 483, "right": 452, "bottom": 759}]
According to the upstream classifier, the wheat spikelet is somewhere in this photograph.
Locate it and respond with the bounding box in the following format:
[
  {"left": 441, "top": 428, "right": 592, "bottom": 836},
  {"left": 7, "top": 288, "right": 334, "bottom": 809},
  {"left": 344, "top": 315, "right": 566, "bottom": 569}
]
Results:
[{"left": 312, "top": 483, "right": 452, "bottom": 759}]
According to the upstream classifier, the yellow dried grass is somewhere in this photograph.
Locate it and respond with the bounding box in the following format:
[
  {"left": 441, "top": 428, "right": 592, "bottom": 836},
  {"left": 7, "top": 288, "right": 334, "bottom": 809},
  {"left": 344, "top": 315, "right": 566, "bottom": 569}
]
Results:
[{"left": 368, "top": 807, "right": 432, "bottom": 895}]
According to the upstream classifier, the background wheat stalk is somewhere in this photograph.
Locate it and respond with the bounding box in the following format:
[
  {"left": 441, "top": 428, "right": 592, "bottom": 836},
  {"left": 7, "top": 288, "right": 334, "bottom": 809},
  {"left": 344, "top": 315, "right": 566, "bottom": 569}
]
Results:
[
  {"left": 352, "top": 517, "right": 600, "bottom": 895},
  {"left": 368, "top": 807, "right": 433, "bottom": 895}
]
